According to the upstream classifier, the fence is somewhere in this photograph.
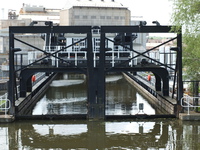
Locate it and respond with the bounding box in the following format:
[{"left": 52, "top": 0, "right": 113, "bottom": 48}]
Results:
[
  {"left": 183, "top": 81, "right": 199, "bottom": 97},
  {"left": 181, "top": 95, "right": 200, "bottom": 115},
  {"left": 0, "top": 93, "right": 10, "bottom": 116}
]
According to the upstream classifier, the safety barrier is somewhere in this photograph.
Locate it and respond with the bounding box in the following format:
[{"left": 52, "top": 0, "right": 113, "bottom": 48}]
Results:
[
  {"left": 0, "top": 93, "right": 10, "bottom": 116},
  {"left": 137, "top": 72, "right": 156, "bottom": 86},
  {"left": 181, "top": 95, "right": 200, "bottom": 115}
]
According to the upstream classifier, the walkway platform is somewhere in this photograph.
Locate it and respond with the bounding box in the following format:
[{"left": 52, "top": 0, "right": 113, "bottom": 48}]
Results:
[
  {"left": 179, "top": 112, "right": 200, "bottom": 121},
  {"left": 0, "top": 115, "right": 15, "bottom": 123}
]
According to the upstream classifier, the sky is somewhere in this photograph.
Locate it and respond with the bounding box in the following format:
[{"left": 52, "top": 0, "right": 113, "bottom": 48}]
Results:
[{"left": 0, "top": 0, "right": 173, "bottom": 25}]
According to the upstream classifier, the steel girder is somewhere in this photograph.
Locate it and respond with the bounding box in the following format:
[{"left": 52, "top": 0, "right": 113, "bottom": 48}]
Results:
[{"left": 8, "top": 25, "right": 183, "bottom": 119}]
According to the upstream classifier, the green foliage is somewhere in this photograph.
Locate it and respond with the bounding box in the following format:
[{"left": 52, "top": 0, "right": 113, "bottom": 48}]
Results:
[
  {"left": 183, "top": 34, "right": 200, "bottom": 80},
  {"left": 171, "top": 0, "right": 200, "bottom": 80},
  {"left": 171, "top": 0, "right": 200, "bottom": 34},
  {"left": 0, "top": 100, "right": 6, "bottom": 106}
]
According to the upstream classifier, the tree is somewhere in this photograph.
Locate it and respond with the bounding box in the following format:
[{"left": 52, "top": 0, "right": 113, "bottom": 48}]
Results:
[{"left": 171, "top": 0, "right": 200, "bottom": 81}]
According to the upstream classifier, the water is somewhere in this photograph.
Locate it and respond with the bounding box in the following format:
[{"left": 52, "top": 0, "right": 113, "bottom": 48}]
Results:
[
  {"left": 1, "top": 119, "right": 200, "bottom": 149},
  {"left": 32, "top": 74, "right": 156, "bottom": 115},
  {"left": 1, "top": 74, "right": 200, "bottom": 149}
]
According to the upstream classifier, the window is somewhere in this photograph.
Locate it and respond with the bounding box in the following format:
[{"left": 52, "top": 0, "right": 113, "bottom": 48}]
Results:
[
  {"left": 83, "top": 16, "right": 87, "bottom": 19},
  {"left": 74, "top": 15, "right": 80, "bottom": 19},
  {"left": 91, "top": 16, "right": 96, "bottom": 19},
  {"left": 96, "top": 42, "right": 100, "bottom": 46},
  {"left": 80, "top": 42, "right": 85, "bottom": 46},
  {"left": 74, "top": 47, "right": 79, "bottom": 51},
  {"left": 100, "top": 16, "right": 105, "bottom": 19},
  {"left": 114, "top": 16, "right": 119, "bottom": 20},
  {"left": 106, "top": 16, "right": 112, "bottom": 19}
]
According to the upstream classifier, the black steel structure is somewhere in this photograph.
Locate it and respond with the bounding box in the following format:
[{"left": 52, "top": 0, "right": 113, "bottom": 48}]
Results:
[{"left": 8, "top": 25, "right": 183, "bottom": 120}]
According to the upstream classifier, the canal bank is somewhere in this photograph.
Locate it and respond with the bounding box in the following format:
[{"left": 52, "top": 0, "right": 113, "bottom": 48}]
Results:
[
  {"left": 0, "top": 73, "right": 57, "bottom": 122},
  {"left": 15, "top": 73, "right": 57, "bottom": 116},
  {"left": 123, "top": 72, "right": 200, "bottom": 121},
  {"left": 179, "top": 112, "right": 200, "bottom": 121},
  {"left": 28, "top": 73, "right": 176, "bottom": 120},
  {"left": 2, "top": 72, "right": 199, "bottom": 122},
  {"left": 123, "top": 73, "right": 177, "bottom": 115},
  {"left": 1, "top": 73, "right": 177, "bottom": 122}
]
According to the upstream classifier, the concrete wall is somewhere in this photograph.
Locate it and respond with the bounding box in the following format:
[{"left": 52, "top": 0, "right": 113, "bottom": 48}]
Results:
[
  {"left": 60, "top": 9, "right": 70, "bottom": 25},
  {"left": 0, "top": 19, "right": 31, "bottom": 30},
  {"left": 123, "top": 73, "right": 177, "bottom": 115}
]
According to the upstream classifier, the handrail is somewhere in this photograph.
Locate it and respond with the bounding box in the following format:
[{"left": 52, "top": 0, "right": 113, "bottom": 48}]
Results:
[
  {"left": 0, "top": 93, "right": 10, "bottom": 116},
  {"left": 181, "top": 95, "right": 200, "bottom": 115},
  {"left": 137, "top": 72, "right": 156, "bottom": 86}
]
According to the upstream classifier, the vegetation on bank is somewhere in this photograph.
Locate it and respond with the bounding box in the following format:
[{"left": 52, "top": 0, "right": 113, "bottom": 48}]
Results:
[{"left": 171, "top": 0, "right": 200, "bottom": 96}]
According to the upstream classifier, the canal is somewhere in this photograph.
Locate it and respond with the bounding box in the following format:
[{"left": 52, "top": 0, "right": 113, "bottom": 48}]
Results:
[
  {"left": 1, "top": 74, "right": 200, "bottom": 149},
  {"left": 32, "top": 74, "right": 156, "bottom": 116}
]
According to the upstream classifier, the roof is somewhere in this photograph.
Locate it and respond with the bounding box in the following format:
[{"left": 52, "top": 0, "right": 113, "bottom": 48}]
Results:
[{"left": 63, "top": 0, "right": 128, "bottom": 9}]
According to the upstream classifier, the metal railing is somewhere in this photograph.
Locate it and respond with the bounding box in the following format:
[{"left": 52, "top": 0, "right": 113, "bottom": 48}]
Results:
[
  {"left": 181, "top": 95, "right": 200, "bottom": 115},
  {"left": 137, "top": 72, "right": 156, "bottom": 86},
  {"left": 32, "top": 73, "right": 46, "bottom": 86},
  {"left": 0, "top": 93, "right": 10, "bottom": 116}
]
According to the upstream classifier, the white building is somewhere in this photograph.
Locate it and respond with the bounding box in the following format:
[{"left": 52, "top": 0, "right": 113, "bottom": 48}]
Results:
[
  {"left": 0, "top": 0, "right": 150, "bottom": 73},
  {"left": 60, "top": 0, "right": 130, "bottom": 26},
  {"left": 18, "top": 4, "right": 60, "bottom": 24}
]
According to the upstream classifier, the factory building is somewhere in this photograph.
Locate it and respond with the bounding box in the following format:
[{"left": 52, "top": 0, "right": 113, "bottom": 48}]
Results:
[
  {"left": 60, "top": 0, "right": 130, "bottom": 26},
  {"left": 0, "top": 0, "right": 148, "bottom": 78}
]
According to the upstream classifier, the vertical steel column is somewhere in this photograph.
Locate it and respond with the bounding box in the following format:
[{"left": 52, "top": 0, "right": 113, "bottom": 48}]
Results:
[
  {"left": 154, "top": 73, "right": 161, "bottom": 91},
  {"left": 97, "top": 32, "right": 106, "bottom": 119},
  {"left": 177, "top": 32, "right": 183, "bottom": 105},
  {"left": 86, "top": 31, "right": 96, "bottom": 119},
  {"left": 87, "top": 30, "right": 106, "bottom": 120},
  {"left": 27, "top": 76, "right": 33, "bottom": 92},
  {"left": 8, "top": 30, "right": 15, "bottom": 116}
]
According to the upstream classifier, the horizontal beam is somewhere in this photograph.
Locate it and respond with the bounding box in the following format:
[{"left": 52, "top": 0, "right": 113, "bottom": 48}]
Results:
[
  {"left": 101, "top": 26, "right": 175, "bottom": 33},
  {"left": 9, "top": 26, "right": 92, "bottom": 34},
  {"left": 15, "top": 114, "right": 176, "bottom": 120},
  {"left": 9, "top": 25, "right": 177, "bottom": 34},
  {"left": 105, "top": 66, "right": 169, "bottom": 73},
  {"left": 23, "top": 67, "right": 87, "bottom": 74}
]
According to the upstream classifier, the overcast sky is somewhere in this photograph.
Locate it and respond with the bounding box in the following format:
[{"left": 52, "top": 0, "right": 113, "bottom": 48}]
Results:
[{"left": 0, "top": 0, "right": 173, "bottom": 25}]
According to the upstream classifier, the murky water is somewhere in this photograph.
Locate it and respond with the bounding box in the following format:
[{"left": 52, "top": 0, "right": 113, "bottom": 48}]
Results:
[
  {"left": 1, "top": 74, "right": 200, "bottom": 149},
  {"left": 32, "top": 74, "right": 156, "bottom": 115},
  {"left": 1, "top": 119, "right": 200, "bottom": 149}
]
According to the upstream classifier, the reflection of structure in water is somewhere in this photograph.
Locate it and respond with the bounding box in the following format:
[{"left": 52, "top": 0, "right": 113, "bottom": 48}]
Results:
[{"left": 1, "top": 120, "right": 190, "bottom": 149}]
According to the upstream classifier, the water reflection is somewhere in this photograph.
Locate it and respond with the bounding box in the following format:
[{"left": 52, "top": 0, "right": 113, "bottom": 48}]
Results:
[
  {"left": 32, "top": 75, "right": 156, "bottom": 115},
  {"left": 1, "top": 120, "right": 200, "bottom": 149},
  {"left": 106, "top": 77, "right": 155, "bottom": 115}
]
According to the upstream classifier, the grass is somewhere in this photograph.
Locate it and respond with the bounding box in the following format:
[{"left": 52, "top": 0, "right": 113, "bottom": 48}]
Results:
[{"left": 0, "top": 100, "right": 6, "bottom": 106}]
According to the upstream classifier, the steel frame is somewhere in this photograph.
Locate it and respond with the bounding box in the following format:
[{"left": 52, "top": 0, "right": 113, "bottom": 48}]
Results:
[{"left": 8, "top": 25, "right": 183, "bottom": 119}]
